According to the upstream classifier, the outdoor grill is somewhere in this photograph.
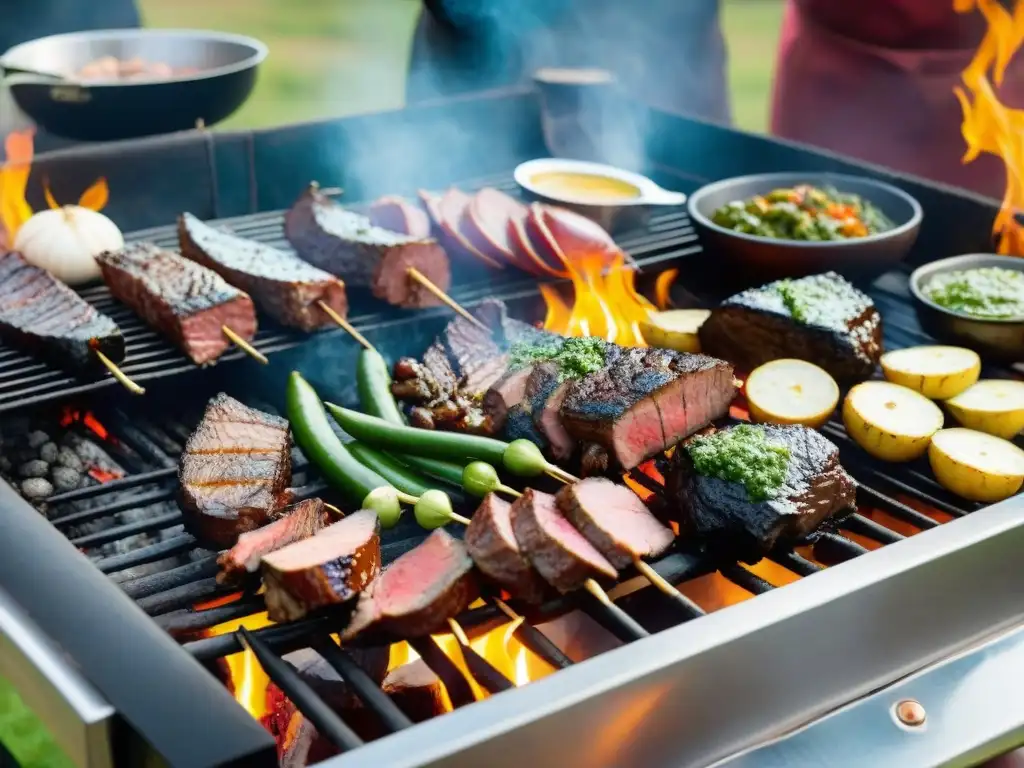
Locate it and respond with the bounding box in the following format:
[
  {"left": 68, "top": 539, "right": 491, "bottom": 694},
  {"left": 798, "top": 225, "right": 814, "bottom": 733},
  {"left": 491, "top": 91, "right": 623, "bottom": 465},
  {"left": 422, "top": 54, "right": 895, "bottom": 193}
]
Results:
[{"left": 1, "top": 88, "right": 1023, "bottom": 768}]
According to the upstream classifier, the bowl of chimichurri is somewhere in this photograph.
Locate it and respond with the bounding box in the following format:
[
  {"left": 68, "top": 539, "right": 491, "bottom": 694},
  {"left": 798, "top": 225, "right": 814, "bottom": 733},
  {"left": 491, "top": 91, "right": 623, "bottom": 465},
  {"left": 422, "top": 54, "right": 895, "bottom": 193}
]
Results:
[
  {"left": 910, "top": 254, "right": 1024, "bottom": 361},
  {"left": 687, "top": 172, "right": 923, "bottom": 288}
]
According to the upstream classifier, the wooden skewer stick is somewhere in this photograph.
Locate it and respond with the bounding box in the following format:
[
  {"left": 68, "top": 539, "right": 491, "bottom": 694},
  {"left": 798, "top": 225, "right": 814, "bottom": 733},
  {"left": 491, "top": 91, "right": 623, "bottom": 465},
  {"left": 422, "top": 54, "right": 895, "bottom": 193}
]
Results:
[
  {"left": 544, "top": 465, "right": 580, "bottom": 485},
  {"left": 94, "top": 350, "right": 145, "bottom": 395},
  {"left": 222, "top": 326, "right": 268, "bottom": 365},
  {"left": 323, "top": 503, "right": 344, "bottom": 518},
  {"left": 447, "top": 510, "right": 472, "bottom": 526},
  {"left": 632, "top": 558, "right": 679, "bottom": 599},
  {"left": 406, "top": 267, "right": 489, "bottom": 331},
  {"left": 583, "top": 578, "right": 617, "bottom": 607},
  {"left": 447, "top": 617, "right": 472, "bottom": 646},
  {"left": 316, "top": 301, "right": 374, "bottom": 352}
]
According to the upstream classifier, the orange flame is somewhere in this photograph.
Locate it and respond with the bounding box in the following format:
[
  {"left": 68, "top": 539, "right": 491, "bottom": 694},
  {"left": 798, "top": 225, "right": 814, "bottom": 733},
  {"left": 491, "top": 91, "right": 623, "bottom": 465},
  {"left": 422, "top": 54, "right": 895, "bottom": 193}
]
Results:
[
  {"left": 542, "top": 251, "right": 656, "bottom": 346},
  {"left": 955, "top": 0, "right": 1024, "bottom": 254}
]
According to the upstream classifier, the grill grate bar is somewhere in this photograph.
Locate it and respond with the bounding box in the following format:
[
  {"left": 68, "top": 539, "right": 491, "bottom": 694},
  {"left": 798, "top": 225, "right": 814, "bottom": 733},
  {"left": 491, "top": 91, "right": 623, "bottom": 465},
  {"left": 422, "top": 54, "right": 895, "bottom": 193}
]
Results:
[
  {"left": 842, "top": 512, "right": 904, "bottom": 545},
  {"left": 46, "top": 467, "right": 178, "bottom": 504},
  {"left": 120, "top": 556, "right": 219, "bottom": 601},
  {"left": 458, "top": 643, "right": 516, "bottom": 694},
  {"left": 137, "top": 576, "right": 239, "bottom": 616},
  {"left": 94, "top": 533, "right": 197, "bottom": 574},
  {"left": 719, "top": 564, "right": 775, "bottom": 595},
  {"left": 238, "top": 627, "right": 365, "bottom": 752},
  {"left": 856, "top": 484, "right": 939, "bottom": 530},
  {"left": 768, "top": 550, "right": 823, "bottom": 577},
  {"left": 52, "top": 487, "right": 174, "bottom": 528},
  {"left": 69, "top": 511, "right": 181, "bottom": 548},
  {"left": 408, "top": 636, "right": 476, "bottom": 709},
  {"left": 812, "top": 532, "right": 870, "bottom": 564},
  {"left": 156, "top": 596, "right": 264, "bottom": 635}
]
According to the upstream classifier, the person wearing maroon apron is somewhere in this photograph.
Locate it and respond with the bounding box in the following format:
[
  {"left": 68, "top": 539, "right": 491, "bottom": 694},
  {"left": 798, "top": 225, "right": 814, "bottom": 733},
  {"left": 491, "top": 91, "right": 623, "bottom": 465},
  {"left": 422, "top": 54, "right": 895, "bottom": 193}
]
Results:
[{"left": 772, "top": 0, "right": 1024, "bottom": 198}]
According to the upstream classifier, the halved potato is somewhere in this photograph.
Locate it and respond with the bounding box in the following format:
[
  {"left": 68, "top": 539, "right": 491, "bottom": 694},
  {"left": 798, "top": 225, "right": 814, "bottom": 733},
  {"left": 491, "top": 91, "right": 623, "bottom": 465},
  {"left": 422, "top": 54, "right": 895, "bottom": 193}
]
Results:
[
  {"left": 879, "top": 345, "right": 980, "bottom": 400},
  {"left": 639, "top": 309, "right": 711, "bottom": 354},
  {"left": 928, "top": 428, "right": 1024, "bottom": 502},
  {"left": 945, "top": 379, "right": 1024, "bottom": 439},
  {"left": 745, "top": 359, "right": 839, "bottom": 429},
  {"left": 842, "top": 381, "right": 944, "bottom": 462}
]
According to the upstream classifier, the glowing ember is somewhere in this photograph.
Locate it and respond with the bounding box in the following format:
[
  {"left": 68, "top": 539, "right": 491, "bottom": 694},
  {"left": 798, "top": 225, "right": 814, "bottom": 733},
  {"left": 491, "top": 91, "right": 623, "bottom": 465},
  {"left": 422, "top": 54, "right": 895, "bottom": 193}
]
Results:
[
  {"left": 0, "top": 128, "right": 109, "bottom": 247},
  {"left": 541, "top": 251, "right": 657, "bottom": 346},
  {"left": 654, "top": 268, "right": 679, "bottom": 311},
  {"left": 87, "top": 467, "right": 122, "bottom": 484},
  {"left": 59, "top": 407, "right": 113, "bottom": 441},
  {"left": 955, "top": 0, "right": 1024, "bottom": 254}
]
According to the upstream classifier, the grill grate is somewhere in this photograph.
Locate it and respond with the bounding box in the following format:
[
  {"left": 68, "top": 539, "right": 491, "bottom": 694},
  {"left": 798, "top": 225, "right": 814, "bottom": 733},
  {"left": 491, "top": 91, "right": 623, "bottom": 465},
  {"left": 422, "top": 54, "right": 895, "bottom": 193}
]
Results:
[{"left": 0, "top": 171, "right": 698, "bottom": 413}]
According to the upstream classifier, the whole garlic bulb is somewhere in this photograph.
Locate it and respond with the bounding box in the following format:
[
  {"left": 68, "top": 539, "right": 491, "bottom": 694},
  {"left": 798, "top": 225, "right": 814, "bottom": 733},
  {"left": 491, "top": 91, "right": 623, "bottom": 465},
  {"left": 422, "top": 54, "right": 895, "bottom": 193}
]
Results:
[{"left": 13, "top": 206, "right": 124, "bottom": 286}]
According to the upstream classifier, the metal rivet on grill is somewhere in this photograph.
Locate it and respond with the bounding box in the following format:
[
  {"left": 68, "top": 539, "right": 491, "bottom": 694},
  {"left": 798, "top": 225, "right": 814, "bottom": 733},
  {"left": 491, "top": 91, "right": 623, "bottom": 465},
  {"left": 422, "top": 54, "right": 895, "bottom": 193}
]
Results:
[{"left": 894, "top": 699, "right": 926, "bottom": 727}]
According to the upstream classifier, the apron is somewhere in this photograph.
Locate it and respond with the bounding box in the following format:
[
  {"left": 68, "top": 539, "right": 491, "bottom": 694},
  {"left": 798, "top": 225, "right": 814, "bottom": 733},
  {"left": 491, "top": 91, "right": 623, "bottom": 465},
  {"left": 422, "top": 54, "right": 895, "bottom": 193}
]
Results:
[{"left": 772, "top": 0, "right": 1024, "bottom": 198}]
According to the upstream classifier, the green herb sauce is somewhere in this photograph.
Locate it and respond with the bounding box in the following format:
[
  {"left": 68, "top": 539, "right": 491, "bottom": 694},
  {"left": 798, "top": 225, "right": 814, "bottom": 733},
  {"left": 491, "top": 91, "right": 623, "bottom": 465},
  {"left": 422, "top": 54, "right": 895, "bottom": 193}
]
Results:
[
  {"left": 925, "top": 267, "right": 1024, "bottom": 319},
  {"left": 686, "top": 425, "right": 791, "bottom": 502},
  {"left": 765, "top": 273, "right": 870, "bottom": 332},
  {"left": 508, "top": 337, "right": 607, "bottom": 381}
]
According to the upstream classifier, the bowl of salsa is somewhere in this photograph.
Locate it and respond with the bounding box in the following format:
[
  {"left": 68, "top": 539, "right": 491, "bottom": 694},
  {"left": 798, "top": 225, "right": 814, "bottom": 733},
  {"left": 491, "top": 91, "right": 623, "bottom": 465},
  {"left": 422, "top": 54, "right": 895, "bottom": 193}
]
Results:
[
  {"left": 687, "top": 172, "right": 922, "bottom": 288},
  {"left": 911, "top": 254, "right": 1024, "bottom": 361}
]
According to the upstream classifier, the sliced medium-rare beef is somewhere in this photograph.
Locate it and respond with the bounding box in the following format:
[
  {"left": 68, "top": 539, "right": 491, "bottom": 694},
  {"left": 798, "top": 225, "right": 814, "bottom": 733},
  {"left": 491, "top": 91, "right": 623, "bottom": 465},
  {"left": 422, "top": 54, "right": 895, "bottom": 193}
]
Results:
[
  {"left": 505, "top": 362, "right": 562, "bottom": 449},
  {"left": 698, "top": 271, "right": 883, "bottom": 382},
  {"left": 0, "top": 251, "right": 124, "bottom": 375},
  {"left": 556, "top": 478, "right": 674, "bottom": 569},
  {"left": 439, "top": 187, "right": 504, "bottom": 269},
  {"left": 482, "top": 365, "right": 534, "bottom": 433},
  {"left": 217, "top": 498, "right": 331, "bottom": 584},
  {"left": 465, "top": 492, "right": 548, "bottom": 603},
  {"left": 96, "top": 243, "right": 257, "bottom": 365},
  {"left": 368, "top": 195, "right": 431, "bottom": 239},
  {"left": 179, "top": 394, "right": 293, "bottom": 548},
  {"left": 262, "top": 509, "right": 382, "bottom": 622},
  {"left": 510, "top": 488, "right": 617, "bottom": 593},
  {"left": 342, "top": 528, "right": 478, "bottom": 640},
  {"left": 442, "top": 309, "right": 510, "bottom": 397},
  {"left": 665, "top": 424, "right": 857, "bottom": 561},
  {"left": 560, "top": 346, "right": 737, "bottom": 470},
  {"left": 284, "top": 184, "right": 451, "bottom": 309},
  {"left": 468, "top": 188, "right": 532, "bottom": 270},
  {"left": 178, "top": 212, "right": 348, "bottom": 332},
  {"left": 536, "top": 380, "right": 575, "bottom": 461}
]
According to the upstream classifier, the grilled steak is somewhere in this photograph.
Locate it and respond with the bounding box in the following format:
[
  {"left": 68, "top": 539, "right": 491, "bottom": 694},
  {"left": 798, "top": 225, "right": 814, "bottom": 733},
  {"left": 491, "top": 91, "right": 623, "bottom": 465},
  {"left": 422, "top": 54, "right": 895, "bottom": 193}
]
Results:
[
  {"left": 511, "top": 488, "right": 617, "bottom": 593},
  {"left": 217, "top": 498, "right": 331, "bottom": 584},
  {"left": 536, "top": 380, "right": 575, "bottom": 460},
  {"left": 465, "top": 492, "right": 548, "bottom": 603},
  {"left": 556, "top": 478, "right": 675, "bottom": 569},
  {"left": 665, "top": 424, "right": 857, "bottom": 561},
  {"left": 0, "top": 251, "right": 124, "bottom": 375},
  {"left": 179, "top": 394, "right": 293, "bottom": 548},
  {"left": 262, "top": 509, "right": 382, "bottom": 622},
  {"left": 560, "top": 346, "right": 737, "bottom": 470},
  {"left": 342, "top": 528, "right": 478, "bottom": 640},
  {"left": 482, "top": 365, "right": 535, "bottom": 434},
  {"left": 504, "top": 362, "right": 561, "bottom": 449},
  {"left": 698, "top": 272, "right": 883, "bottom": 382},
  {"left": 96, "top": 243, "right": 257, "bottom": 365},
  {"left": 284, "top": 184, "right": 451, "bottom": 309},
  {"left": 178, "top": 212, "right": 348, "bottom": 332}
]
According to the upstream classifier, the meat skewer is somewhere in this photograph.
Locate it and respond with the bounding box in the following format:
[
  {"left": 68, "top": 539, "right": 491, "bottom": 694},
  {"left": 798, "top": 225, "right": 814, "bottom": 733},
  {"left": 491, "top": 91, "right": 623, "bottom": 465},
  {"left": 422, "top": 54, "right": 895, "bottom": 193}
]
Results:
[
  {"left": 0, "top": 251, "right": 144, "bottom": 394},
  {"left": 95, "top": 243, "right": 265, "bottom": 366}
]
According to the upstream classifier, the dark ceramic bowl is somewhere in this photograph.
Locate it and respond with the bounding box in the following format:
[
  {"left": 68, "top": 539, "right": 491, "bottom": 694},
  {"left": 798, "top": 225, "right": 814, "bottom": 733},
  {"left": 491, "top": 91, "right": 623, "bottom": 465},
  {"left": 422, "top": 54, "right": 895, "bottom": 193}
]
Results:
[
  {"left": 687, "top": 172, "right": 923, "bottom": 285},
  {"left": 1, "top": 29, "right": 266, "bottom": 141},
  {"left": 910, "top": 253, "right": 1024, "bottom": 362}
]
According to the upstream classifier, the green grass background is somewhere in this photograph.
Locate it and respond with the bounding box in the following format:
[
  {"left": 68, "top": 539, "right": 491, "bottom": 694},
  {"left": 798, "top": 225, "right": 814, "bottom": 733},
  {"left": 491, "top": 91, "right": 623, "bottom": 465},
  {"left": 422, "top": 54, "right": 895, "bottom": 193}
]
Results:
[{"left": 0, "top": 1, "right": 783, "bottom": 764}]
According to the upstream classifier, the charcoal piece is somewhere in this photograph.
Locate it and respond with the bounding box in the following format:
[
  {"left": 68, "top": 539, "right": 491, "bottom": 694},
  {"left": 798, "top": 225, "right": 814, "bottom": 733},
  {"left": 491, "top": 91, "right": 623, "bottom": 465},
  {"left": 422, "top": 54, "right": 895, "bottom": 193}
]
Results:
[
  {"left": 18, "top": 460, "right": 48, "bottom": 478},
  {"left": 51, "top": 466, "right": 81, "bottom": 492},
  {"left": 56, "top": 448, "right": 84, "bottom": 472},
  {"left": 21, "top": 477, "right": 53, "bottom": 499},
  {"left": 38, "top": 442, "right": 58, "bottom": 463},
  {"left": 27, "top": 431, "right": 49, "bottom": 449}
]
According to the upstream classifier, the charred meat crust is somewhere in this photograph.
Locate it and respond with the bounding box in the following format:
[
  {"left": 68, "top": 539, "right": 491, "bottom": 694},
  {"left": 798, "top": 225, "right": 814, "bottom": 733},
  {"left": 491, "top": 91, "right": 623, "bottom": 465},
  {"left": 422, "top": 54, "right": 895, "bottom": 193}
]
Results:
[
  {"left": 465, "top": 493, "right": 548, "bottom": 604},
  {"left": 0, "top": 251, "right": 124, "bottom": 375},
  {"left": 698, "top": 272, "right": 882, "bottom": 382},
  {"left": 665, "top": 424, "right": 857, "bottom": 562},
  {"left": 217, "top": 498, "right": 331, "bottom": 584},
  {"left": 178, "top": 212, "right": 348, "bottom": 331},
  {"left": 510, "top": 488, "right": 617, "bottom": 593},
  {"left": 284, "top": 185, "right": 451, "bottom": 309},
  {"left": 179, "top": 393, "right": 294, "bottom": 549},
  {"left": 555, "top": 478, "right": 675, "bottom": 569},
  {"left": 262, "top": 510, "right": 382, "bottom": 623},
  {"left": 96, "top": 243, "right": 257, "bottom": 365}
]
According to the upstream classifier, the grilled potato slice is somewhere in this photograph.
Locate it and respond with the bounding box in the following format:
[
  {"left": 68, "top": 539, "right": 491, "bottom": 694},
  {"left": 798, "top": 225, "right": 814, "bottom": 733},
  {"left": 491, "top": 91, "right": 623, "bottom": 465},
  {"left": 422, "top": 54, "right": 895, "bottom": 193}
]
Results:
[
  {"left": 842, "top": 381, "right": 944, "bottom": 462},
  {"left": 639, "top": 309, "right": 710, "bottom": 354},
  {"left": 928, "top": 428, "right": 1024, "bottom": 502},
  {"left": 945, "top": 379, "right": 1024, "bottom": 439},
  {"left": 745, "top": 359, "right": 839, "bottom": 429},
  {"left": 879, "top": 345, "right": 980, "bottom": 400}
]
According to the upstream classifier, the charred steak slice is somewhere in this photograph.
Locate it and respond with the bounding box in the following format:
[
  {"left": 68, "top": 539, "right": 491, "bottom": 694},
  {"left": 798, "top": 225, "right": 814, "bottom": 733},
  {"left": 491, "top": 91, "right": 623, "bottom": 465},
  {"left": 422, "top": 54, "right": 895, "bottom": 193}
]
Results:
[
  {"left": 284, "top": 184, "right": 451, "bottom": 309},
  {"left": 465, "top": 492, "right": 548, "bottom": 603},
  {"left": 482, "top": 365, "right": 535, "bottom": 434},
  {"left": 0, "top": 251, "right": 124, "bottom": 375},
  {"left": 698, "top": 271, "right": 883, "bottom": 382},
  {"left": 556, "top": 478, "right": 675, "bottom": 570},
  {"left": 178, "top": 212, "right": 348, "bottom": 332},
  {"left": 342, "top": 528, "right": 478, "bottom": 640},
  {"left": 561, "top": 346, "right": 737, "bottom": 470},
  {"left": 262, "top": 509, "right": 382, "bottom": 622},
  {"left": 665, "top": 424, "right": 857, "bottom": 561},
  {"left": 179, "top": 393, "right": 294, "bottom": 548},
  {"left": 504, "top": 361, "right": 562, "bottom": 449},
  {"left": 95, "top": 243, "right": 257, "bottom": 365},
  {"left": 511, "top": 488, "right": 617, "bottom": 593},
  {"left": 217, "top": 498, "right": 331, "bottom": 584}
]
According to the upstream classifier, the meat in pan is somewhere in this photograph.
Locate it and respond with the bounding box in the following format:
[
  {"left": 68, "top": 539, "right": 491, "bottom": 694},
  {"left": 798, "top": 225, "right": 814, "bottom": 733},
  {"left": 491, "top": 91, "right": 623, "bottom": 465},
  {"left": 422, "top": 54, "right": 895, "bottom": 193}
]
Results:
[
  {"left": 178, "top": 212, "right": 348, "bottom": 331},
  {"left": 178, "top": 393, "right": 293, "bottom": 548},
  {"left": 95, "top": 243, "right": 257, "bottom": 365},
  {"left": 0, "top": 250, "right": 124, "bottom": 375}
]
